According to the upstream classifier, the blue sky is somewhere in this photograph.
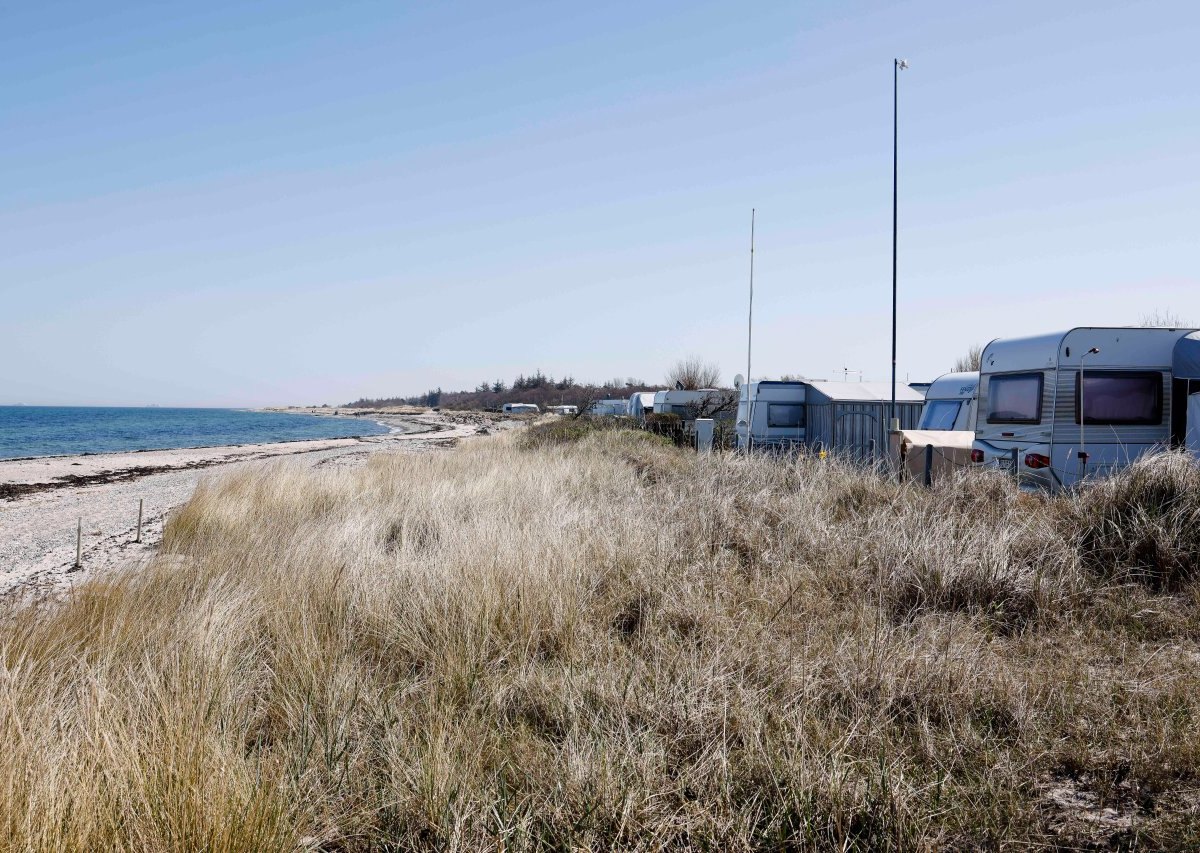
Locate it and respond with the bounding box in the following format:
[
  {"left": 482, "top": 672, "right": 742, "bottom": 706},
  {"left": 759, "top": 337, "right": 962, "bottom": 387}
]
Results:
[{"left": 2, "top": 0, "right": 1198, "bottom": 406}]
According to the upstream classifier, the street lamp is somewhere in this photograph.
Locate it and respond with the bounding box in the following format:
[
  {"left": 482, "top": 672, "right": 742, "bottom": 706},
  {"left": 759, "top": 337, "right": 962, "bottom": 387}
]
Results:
[
  {"left": 890, "top": 57, "right": 908, "bottom": 429},
  {"left": 1079, "top": 346, "right": 1101, "bottom": 480}
]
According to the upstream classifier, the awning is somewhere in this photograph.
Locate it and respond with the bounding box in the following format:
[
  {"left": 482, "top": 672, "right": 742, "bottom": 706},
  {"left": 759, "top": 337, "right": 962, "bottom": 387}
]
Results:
[{"left": 1174, "top": 332, "right": 1200, "bottom": 380}]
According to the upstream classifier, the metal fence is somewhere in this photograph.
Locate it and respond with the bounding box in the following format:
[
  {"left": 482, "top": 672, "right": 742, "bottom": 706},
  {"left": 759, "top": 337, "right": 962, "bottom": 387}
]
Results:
[{"left": 805, "top": 401, "right": 923, "bottom": 461}]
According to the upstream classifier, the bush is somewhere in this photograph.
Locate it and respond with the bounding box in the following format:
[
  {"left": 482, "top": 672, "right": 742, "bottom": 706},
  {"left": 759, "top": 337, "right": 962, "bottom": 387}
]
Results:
[
  {"left": 518, "top": 416, "right": 671, "bottom": 452},
  {"left": 643, "top": 412, "right": 684, "bottom": 445},
  {"left": 664, "top": 356, "right": 721, "bottom": 390},
  {"left": 517, "top": 417, "right": 598, "bottom": 448},
  {"left": 1067, "top": 451, "right": 1200, "bottom": 590}
]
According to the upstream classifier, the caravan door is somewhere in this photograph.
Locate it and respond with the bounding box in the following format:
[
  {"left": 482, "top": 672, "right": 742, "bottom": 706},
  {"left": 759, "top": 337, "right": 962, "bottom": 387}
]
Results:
[{"left": 1188, "top": 393, "right": 1200, "bottom": 456}]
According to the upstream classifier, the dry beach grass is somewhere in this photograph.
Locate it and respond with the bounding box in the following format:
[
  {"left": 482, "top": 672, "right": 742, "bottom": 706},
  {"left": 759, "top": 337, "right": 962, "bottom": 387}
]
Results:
[{"left": 1, "top": 422, "right": 1200, "bottom": 850}]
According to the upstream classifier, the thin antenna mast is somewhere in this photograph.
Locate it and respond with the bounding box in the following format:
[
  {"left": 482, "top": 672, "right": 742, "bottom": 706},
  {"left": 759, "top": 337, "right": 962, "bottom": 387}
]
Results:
[{"left": 745, "top": 208, "right": 756, "bottom": 452}]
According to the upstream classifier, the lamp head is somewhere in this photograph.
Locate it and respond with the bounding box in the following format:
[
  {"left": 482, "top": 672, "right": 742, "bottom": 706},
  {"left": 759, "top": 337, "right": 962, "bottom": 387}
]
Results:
[{"left": 1087, "top": 347, "right": 1100, "bottom": 354}]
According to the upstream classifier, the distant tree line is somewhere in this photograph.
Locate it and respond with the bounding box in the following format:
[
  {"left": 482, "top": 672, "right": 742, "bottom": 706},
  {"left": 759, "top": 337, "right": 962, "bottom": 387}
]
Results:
[
  {"left": 344, "top": 371, "right": 658, "bottom": 411},
  {"left": 345, "top": 359, "right": 732, "bottom": 412}
]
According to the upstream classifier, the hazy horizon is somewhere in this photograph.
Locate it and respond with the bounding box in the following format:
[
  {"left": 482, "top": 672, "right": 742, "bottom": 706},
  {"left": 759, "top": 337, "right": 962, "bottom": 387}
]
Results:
[{"left": 3, "top": 0, "right": 1198, "bottom": 407}]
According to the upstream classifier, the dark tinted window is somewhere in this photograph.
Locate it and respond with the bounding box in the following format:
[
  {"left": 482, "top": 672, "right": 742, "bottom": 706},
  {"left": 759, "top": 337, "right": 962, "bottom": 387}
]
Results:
[
  {"left": 1075, "top": 371, "right": 1162, "bottom": 425},
  {"left": 987, "top": 373, "right": 1043, "bottom": 424},
  {"left": 919, "top": 400, "right": 962, "bottom": 430},
  {"left": 767, "top": 404, "right": 804, "bottom": 428}
]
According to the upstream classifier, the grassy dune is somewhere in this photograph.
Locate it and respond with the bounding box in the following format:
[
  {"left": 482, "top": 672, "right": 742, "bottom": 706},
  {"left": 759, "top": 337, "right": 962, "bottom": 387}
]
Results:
[{"left": 2, "top": 424, "right": 1200, "bottom": 850}]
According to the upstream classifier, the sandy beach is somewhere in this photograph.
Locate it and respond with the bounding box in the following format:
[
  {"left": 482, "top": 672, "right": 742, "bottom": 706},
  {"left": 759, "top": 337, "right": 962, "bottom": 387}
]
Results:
[{"left": 0, "top": 410, "right": 501, "bottom": 601}]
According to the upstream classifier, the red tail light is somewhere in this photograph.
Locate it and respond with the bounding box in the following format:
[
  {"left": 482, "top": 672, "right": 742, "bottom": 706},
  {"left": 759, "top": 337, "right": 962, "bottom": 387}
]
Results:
[
  {"left": 970, "top": 449, "right": 984, "bottom": 463},
  {"left": 1025, "top": 453, "right": 1051, "bottom": 470}
]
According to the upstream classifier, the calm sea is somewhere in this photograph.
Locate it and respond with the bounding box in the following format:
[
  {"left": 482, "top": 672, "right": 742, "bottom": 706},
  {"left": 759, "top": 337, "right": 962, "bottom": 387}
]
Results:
[{"left": 0, "top": 407, "right": 391, "bottom": 460}]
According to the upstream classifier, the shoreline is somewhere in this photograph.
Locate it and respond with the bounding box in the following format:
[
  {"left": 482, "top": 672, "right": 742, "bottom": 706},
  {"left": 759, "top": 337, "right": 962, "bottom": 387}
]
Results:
[
  {"left": 0, "top": 412, "right": 448, "bottom": 495},
  {"left": 0, "top": 411, "right": 504, "bottom": 601}
]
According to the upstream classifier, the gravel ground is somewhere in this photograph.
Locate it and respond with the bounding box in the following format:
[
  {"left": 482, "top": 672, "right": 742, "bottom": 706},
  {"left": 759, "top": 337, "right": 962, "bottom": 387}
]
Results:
[{"left": 0, "top": 413, "right": 491, "bottom": 602}]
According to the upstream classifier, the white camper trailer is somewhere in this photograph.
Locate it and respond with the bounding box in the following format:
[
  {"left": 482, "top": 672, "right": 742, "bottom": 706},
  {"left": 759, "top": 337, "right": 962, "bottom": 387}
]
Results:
[
  {"left": 627, "top": 391, "right": 657, "bottom": 421},
  {"left": 735, "top": 380, "right": 806, "bottom": 450},
  {"left": 501, "top": 403, "right": 540, "bottom": 415},
  {"left": 652, "top": 389, "right": 731, "bottom": 419},
  {"left": 547, "top": 405, "right": 578, "bottom": 416},
  {"left": 972, "top": 326, "right": 1200, "bottom": 489},
  {"left": 917, "top": 372, "right": 978, "bottom": 431},
  {"left": 586, "top": 399, "right": 629, "bottom": 417},
  {"left": 889, "top": 372, "right": 979, "bottom": 481}
]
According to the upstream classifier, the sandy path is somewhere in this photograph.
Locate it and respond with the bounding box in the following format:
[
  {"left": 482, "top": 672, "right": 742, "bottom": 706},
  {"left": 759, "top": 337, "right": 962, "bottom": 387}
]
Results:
[{"left": 0, "top": 412, "right": 491, "bottom": 601}]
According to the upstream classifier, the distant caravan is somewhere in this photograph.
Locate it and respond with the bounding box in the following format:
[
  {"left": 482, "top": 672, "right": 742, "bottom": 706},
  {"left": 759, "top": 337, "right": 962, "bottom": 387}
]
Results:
[
  {"left": 971, "top": 327, "right": 1200, "bottom": 489},
  {"left": 917, "top": 372, "right": 978, "bottom": 431},
  {"left": 547, "top": 405, "right": 578, "bottom": 416},
  {"left": 627, "top": 391, "right": 657, "bottom": 422},
  {"left": 651, "top": 389, "right": 734, "bottom": 420},
  {"left": 735, "top": 380, "right": 807, "bottom": 451},
  {"left": 586, "top": 399, "right": 630, "bottom": 417},
  {"left": 501, "top": 403, "right": 540, "bottom": 415},
  {"left": 889, "top": 372, "right": 978, "bottom": 481}
]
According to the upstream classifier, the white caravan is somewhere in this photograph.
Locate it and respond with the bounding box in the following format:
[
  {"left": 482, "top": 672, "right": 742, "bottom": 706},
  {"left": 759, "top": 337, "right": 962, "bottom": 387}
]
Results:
[
  {"left": 627, "top": 391, "right": 657, "bottom": 421},
  {"left": 972, "top": 327, "right": 1200, "bottom": 489},
  {"left": 652, "top": 389, "right": 735, "bottom": 422},
  {"left": 917, "top": 372, "right": 978, "bottom": 431},
  {"left": 501, "top": 403, "right": 540, "bottom": 415},
  {"left": 547, "top": 405, "right": 578, "bottom": 416},
  {"left": 653, "top": 389, "right": 723, "bottom": 416},
  {"left": 587, "top": 399, "right": 629, "bottom": 417},
  {"left": 735, "top": 380, "right": 806, "bottom": 450}
]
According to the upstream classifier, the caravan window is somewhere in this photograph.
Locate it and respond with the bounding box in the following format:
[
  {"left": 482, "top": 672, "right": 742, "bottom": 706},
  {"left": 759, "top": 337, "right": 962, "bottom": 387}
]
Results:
[
  {"left": 767, "top": 404, "right": 804, "bottom": 428},
  {"left": 987, "top": 373, "right": 1043, "bottom": 424},
  {"left": 919, "top": 400, "right": 962, "bottom": 430},
  {"left": 1075, "top": 371, "right": 1162, "bottom": 425}
]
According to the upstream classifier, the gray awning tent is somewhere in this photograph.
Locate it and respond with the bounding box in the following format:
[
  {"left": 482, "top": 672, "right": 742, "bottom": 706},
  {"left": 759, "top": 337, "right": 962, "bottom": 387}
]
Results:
[
  {"left": 1174, "top": 332, "right": 1200, "bottom": 379},
  {"left": 1177, "top": 333, "right": 1200, "bottom": 453}
]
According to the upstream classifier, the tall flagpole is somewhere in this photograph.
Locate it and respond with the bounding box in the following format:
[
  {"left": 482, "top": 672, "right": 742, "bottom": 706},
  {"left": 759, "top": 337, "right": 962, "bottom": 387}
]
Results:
[
  {"left": 891, "top": 58, "right": 908, "bottom": 428},
  {"left": 745, "top": 208, "right": 756, "bottom": 451}
]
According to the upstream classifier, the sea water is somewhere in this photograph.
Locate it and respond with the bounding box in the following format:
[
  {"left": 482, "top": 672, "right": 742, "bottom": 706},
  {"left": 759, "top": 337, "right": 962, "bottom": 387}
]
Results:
[{"left": 0, "top": 406, "right": 390, "bottom": 460}]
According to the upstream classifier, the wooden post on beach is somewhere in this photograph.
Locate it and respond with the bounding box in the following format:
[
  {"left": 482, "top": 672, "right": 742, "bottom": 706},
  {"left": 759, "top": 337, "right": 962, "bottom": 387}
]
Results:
[
  {"left": 75, "top": 518, "right": 82, "bottom": 569},
  {"left": 135, "top": 498, "right": 143, "bottom": 543}
]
